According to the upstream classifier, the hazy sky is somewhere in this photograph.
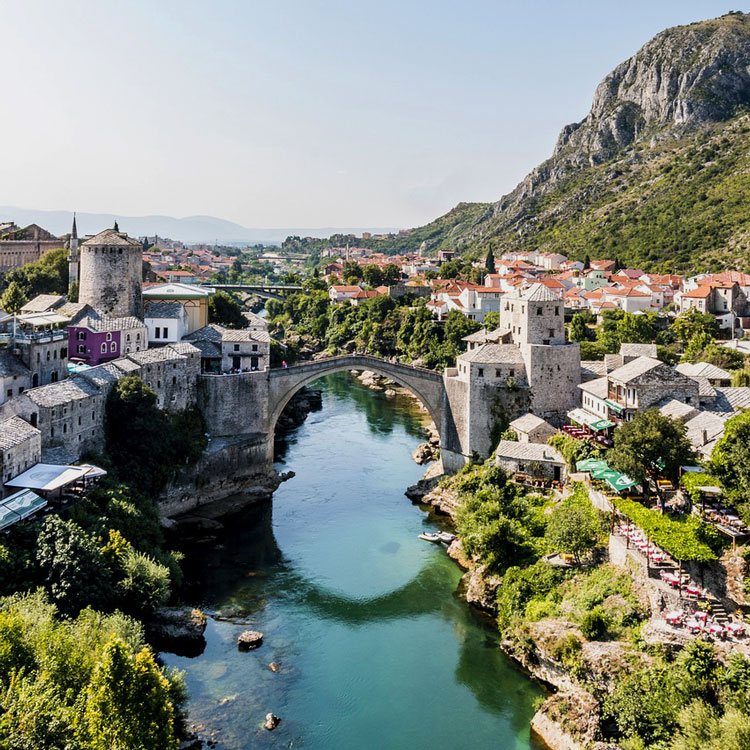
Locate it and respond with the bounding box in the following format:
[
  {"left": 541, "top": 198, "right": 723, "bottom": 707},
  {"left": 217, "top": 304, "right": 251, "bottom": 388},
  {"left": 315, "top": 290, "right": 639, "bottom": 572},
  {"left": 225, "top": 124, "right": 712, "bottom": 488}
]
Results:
[{"left": 0, "top": 1, "right": 741, "bottom": 229}]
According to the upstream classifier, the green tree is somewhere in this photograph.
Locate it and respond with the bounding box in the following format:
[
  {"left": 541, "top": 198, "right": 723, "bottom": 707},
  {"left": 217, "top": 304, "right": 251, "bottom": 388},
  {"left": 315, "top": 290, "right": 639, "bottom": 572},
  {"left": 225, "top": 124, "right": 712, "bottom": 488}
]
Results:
[
  {"left": 583, "top": 254, "right": 591, "bottom": 269},
  {"left": 0, "top": 281, "right": 28, "bottom": 313},
  {"left": 545, "top": 490, "right": 599, "bottom": 563},
  {"left": 444, "top": 309, "right": 481, "bottom": 349},
  {"left": 672, "top": 308, "right": 720, "bottom": 345},
  {"left": 362, "top": 264, "right": 384, "bottom": 287},
  {"left": 609, "top": 409, "right": 695, "bottom": 496},
  {"left": 2, "top": 247, "right": 68, "bottom": 299},
  {"left": 712, "top": 411, "right": 750, "bottom": 513},
  {"left": 485, "top": 246, "right": 496, "bottom": 274},
  {"left": 568, "top": 312, "right": 593, "bottom": 343},
  {"left": 381, "top": 263, "right": 401, "bottom": 285},
  {"left": 208, "top": 290, "right": 246, "bottom": 328},
  {"left": 36, "top": 516, "right": 113, "bottom": 614},
  {"left": 483, "top": 310, "right": 500, "bottom": 330},
  {"left": 113, "top": 220, "right": 119, "bottom": 231},
  {"left": 81, "top": 639, "right": 178, "bottom": 750}
]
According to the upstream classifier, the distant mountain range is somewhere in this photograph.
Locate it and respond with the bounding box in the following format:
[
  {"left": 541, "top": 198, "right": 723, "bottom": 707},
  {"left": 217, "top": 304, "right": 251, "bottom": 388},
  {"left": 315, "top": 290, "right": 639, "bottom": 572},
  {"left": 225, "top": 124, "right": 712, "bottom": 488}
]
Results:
[{"left": 0, "top": 206, "right": 397, "bottom": 246}]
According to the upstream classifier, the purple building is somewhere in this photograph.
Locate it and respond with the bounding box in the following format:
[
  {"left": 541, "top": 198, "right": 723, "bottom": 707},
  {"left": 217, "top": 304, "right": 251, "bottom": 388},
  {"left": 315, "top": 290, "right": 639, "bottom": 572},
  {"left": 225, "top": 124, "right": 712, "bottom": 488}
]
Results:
[{"left": 68, "top": 309, "right": 148, "bottom": 366}]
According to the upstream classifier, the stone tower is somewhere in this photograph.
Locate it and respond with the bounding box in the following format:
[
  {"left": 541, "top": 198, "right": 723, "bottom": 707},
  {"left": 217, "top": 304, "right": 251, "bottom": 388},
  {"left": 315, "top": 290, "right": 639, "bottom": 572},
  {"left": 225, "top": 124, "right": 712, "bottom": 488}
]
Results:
[
  {"left": 78, "top": 227, "right": 143, "bottom": 318},
  {"left": 501, "top": 284, "right": 566, "bottom": 346},
  {"left": 67, "top": 213, "right": 79, "bottom": 291}
]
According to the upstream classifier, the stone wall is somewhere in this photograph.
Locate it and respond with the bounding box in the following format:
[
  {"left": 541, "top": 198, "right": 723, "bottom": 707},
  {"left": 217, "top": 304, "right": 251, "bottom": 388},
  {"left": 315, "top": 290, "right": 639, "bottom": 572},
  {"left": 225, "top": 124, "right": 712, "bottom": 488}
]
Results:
[
  {"left": 525, "top": 342, "right": 581, "bottom": 423},
  {"left": 158, "top": 434, "right": 277, "bottom": 518},
  {"left": 0, "top": 431, "right": 41, "bottom": 489},
  {"left": 197, "top": 371, "right": 271, "bottom": 444}
]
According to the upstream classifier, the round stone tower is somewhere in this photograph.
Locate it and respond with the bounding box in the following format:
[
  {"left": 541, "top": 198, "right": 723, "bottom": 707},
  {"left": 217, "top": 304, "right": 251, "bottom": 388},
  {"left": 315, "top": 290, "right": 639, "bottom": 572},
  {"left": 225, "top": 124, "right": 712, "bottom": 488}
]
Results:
[{"left": 78, "top": 228, "right": 143, "bottom": 318}]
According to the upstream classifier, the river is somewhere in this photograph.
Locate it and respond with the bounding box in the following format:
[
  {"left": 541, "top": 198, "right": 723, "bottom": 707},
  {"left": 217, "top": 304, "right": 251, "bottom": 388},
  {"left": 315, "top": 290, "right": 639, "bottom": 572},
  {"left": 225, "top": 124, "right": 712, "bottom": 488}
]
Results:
[{"left": 163, "top": 373, "right": 543, "bottom": 749}]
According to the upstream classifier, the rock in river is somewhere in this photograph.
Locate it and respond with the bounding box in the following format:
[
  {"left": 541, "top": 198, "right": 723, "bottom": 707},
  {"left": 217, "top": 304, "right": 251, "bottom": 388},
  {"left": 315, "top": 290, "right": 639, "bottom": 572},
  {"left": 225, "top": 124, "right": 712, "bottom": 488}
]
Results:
[
  {"left": 264, "top": 713, "right": 281, "bottom": 731},
  {"left": 237, "top": 630, "right": 264, "bottom": 650}
]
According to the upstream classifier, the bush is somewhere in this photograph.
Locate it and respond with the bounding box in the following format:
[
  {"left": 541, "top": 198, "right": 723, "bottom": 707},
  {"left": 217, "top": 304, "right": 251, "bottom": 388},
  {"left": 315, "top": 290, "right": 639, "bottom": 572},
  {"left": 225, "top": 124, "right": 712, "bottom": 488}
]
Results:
[{"left": 580, "top": 606, "right": 611, "bottom": 640}]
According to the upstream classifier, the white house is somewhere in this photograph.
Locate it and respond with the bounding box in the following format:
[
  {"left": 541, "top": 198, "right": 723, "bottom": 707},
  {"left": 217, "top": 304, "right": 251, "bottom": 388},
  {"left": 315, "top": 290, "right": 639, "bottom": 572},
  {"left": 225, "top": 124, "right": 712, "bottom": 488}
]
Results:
[{"left": 144, "top": 302, "right": 189, "bottom": 345}]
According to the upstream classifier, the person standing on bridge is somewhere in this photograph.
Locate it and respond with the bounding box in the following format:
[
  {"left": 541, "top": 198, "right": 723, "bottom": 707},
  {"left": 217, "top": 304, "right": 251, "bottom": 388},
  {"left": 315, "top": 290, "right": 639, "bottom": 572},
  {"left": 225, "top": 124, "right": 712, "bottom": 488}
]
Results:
[{"left": 282, "top": 360, "right": 287, "bottom": 368}]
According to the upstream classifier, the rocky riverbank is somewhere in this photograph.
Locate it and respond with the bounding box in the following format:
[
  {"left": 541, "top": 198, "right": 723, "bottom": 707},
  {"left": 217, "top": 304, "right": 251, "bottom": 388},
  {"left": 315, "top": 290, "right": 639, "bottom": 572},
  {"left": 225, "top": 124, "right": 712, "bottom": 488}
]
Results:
[{"left": 409, "top": 471, "right": 628, "bottom": 750}]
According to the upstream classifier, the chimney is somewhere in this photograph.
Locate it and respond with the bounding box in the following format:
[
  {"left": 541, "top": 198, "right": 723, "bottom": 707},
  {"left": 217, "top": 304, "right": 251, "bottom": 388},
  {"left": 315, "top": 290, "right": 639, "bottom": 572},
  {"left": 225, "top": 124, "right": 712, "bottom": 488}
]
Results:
[{"left": 702, "top": 429, "right": 708, "bottom": 444}]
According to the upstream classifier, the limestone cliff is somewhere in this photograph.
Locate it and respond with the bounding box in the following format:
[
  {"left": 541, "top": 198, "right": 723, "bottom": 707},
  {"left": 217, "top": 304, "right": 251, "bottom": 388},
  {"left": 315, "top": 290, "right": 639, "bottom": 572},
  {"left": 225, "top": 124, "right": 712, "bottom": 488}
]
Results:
[{"left": 403, "top": 12, "right": 750, "bottom": 271}]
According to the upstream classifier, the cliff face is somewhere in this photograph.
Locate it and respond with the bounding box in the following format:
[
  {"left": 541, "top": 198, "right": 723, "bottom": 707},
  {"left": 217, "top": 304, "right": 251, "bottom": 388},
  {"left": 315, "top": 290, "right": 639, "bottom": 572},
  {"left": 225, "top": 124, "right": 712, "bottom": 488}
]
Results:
[
  {"left": 510, "top": 13, "right": 750, "bottom": 200},
  {"left": 416, "top": 12, "right": 750, "bottom": 271}
]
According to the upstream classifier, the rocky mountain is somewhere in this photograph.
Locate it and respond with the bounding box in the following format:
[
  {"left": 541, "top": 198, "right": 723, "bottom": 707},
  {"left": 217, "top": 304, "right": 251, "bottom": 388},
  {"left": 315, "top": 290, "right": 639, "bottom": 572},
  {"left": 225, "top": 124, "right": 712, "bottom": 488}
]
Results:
[{"left": 408, "top": 12, "right": 750, "bottom": 272}]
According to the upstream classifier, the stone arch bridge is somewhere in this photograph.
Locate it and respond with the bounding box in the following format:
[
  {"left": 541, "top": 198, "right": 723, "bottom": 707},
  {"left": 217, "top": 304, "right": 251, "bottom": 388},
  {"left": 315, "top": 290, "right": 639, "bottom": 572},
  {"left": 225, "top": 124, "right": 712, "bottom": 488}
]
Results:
[
  {"left": 268, "top": 355, "right": 446, "bottom": 436},
  {"left": 198, "top": 354, "right": 467, "bottom": 472}
]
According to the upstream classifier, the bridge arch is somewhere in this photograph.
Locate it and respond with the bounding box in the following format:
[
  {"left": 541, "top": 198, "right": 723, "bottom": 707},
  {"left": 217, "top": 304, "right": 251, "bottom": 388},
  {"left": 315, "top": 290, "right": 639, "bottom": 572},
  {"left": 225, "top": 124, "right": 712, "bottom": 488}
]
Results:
[{"left": 267, "top": 355, "right": 446, "bottom": 442}]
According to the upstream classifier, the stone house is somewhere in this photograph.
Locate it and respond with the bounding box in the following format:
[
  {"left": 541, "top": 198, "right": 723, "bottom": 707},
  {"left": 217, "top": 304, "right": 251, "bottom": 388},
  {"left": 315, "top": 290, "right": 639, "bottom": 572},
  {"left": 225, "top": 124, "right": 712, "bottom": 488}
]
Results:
[
  {"left": 678, "top": 281, "right": 749, "bottom": 335},
  {"left": 508, "top": 413, "right": 557, "bottom": 443},
  {"left": 605, "top": 356, "right": 700, "bottom": 422},
  {"left": 0, "top": 350, "right": 31, "bottom": 405},
  {"left": 184, "top": 324, "right": 271, "bottom": 373},
  {"left": 0, "top": 416, "right": 41, "bottom": 488},
  {"left": 126, "top": 343, "right": 202, "bottom": 411},
  {"left": 675, "top": 362, "right": 732, "bottom": 387},
  {"left": 494, "top": 440, "right": 567, "bottom": 483},
  {"left": 0, "top": 377, "right": 104, "bottom": 461}
]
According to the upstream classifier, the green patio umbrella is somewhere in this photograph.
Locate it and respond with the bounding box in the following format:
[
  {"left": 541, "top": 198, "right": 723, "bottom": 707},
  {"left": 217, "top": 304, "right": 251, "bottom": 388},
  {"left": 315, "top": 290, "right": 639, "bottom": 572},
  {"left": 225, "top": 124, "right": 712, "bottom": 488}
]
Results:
[
  {"left": 606, "top": 472, "right": 639, "bottom": 492},
  {"left": 576, "top": 458, "right": 609, "bottom": 473},
  {"left": 592, "top": 468, "right": 620, "bottom": 483}
]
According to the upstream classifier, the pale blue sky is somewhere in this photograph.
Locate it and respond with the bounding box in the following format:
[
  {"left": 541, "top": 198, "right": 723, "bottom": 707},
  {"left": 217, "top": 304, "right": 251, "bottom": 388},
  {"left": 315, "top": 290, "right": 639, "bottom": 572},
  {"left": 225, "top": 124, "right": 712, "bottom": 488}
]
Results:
[{"left": 0, "top": 1, "right": 743, "bottom": 228}]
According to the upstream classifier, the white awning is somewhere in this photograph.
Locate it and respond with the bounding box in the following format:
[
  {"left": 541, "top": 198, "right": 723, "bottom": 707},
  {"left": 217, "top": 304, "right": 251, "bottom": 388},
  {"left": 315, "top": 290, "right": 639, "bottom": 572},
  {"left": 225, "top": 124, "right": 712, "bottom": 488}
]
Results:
[
  {"left": 567, "top": 408, "right": 599, "bottom": 427},
  {"left": 4, "top": 464, "right": 88, "bottom": 492}
]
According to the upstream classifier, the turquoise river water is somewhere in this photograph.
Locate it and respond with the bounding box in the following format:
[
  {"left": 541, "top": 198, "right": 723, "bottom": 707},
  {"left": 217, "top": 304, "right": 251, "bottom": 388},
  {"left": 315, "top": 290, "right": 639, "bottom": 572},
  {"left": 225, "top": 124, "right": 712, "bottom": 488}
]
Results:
[{"left": 163, "top": 373, "right": 544, "bottom": 749}]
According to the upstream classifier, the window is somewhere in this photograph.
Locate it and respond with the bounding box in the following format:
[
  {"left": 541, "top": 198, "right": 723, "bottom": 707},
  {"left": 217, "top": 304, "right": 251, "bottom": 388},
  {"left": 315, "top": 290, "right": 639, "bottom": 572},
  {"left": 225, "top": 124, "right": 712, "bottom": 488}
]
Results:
[
  {"left": 63, "top": 424, "right": 67, "bottom": 434},
  {"left": 495, "top": 369, "right": 501, "bottom": 378},
  {"left": 234, "top": 344, "right": 240, "bottom": 351},
  {"left": 155, "top": 328, "right": 161, "bottom": 339},
  {"left": 252, "top": 344, "right": 258, "bottom": 352},
  {"left": 172, "top": 376, "right": 177, "bottom": 385},
  {"left": 536, "top": 308, "right": 542, "bottom": 315},
  {"left": 6, "top": 389, "right": 11, "bottom": 399},
  {"left": 110, "top": 342, "right": 116, "bottom": 352},
  {"left": 101, "top": 343, "right": 107, "bottom": 353},
  {"left": 509, "top": 369, "right": 514, "bottom": 377},
  {"left": 478, "top": 368, "right": 484, "bottom": 377},
  {"left": 162, "top": 327, "right": 168, "bottom": 338},
  {"left": 61, "top": 347, "right": 67, "bottom": 358},
  {"left": 78, "top": 416, "right": 81, "bottom": 426},
  {"left": 46, "top": 351, "right": 50, "bottom": 361},
  {"left": 77, "top": 345, "right": 85, "bottom": 354},
  {"left": 548, "top": 329, "right": 554, "bottom": 337},
  {"left": 77, "top": 331, "right": 86, "bottom": 340},
  {"left": 555, "top": 307, "right": 560, "bottom": 316},
  {"left": 126, "top": 334, "right": 131, "bottom": 342},
  {"left": 106, "top": 332, "right": 112, "bottom": 341},
  {"left": 157, "top": 380, "right": 161, "bottom": 388}
]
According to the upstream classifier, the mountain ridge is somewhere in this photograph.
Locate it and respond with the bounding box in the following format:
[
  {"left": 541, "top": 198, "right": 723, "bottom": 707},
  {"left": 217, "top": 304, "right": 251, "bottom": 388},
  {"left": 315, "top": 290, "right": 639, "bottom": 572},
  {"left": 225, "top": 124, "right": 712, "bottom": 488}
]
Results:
[
  {"left": 0, "top": 206, "right": 397, "bottom": 246},
  {"left": 401, "top": 11, "right": 750, "bottom": 272}
]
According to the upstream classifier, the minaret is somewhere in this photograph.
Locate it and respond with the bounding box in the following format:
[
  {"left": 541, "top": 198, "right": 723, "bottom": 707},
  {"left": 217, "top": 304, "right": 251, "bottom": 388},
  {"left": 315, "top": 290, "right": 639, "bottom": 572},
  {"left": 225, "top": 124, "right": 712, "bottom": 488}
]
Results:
[{"left": 68, "top": 213, "right": 79, "bottom": 291}]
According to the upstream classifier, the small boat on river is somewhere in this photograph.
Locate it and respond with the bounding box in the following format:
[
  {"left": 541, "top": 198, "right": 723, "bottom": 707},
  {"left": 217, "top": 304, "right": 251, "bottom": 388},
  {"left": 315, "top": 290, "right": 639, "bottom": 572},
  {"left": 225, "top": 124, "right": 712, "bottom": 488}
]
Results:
[
  {"left": 419, "top": 531, "right": 457, "bottom": 545},
  {"left": 418, "top": 532, "right": 442, "bottom": 543}
]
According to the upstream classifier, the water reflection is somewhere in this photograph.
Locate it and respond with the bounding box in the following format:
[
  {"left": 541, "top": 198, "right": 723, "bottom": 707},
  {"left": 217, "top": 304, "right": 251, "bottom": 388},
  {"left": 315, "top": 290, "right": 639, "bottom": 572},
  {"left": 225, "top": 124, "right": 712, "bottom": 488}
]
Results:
[{"left": 165, "top": 374, "right": 542, "bottom": 750}]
